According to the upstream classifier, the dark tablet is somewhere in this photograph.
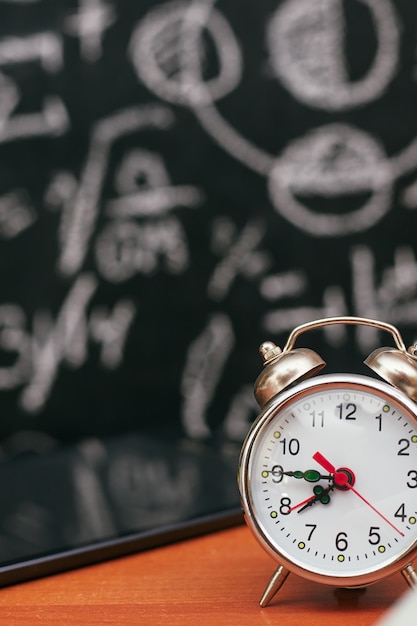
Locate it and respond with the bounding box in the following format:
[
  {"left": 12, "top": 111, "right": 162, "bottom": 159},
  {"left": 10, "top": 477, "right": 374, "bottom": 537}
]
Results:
[{"left": 0, "top": 432, "right": 242, "bottom": 586}]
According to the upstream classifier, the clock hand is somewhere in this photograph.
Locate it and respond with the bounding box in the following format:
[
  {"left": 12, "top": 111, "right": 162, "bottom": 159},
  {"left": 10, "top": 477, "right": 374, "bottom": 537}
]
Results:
[
  {"left": 312, "top": 451, "right": 350, "bottom": 487},
  {"left": 289, "top": 484, "right": 333, "bottom": 513},
  {"left": 266, "top": 465, "right": 332, "bottom": 483},
  {"left": 284, "top": 469, "right": 333, "bottom": 482},
  {"left": 313, "top": 451, "right": 405, "bottom": 537}
]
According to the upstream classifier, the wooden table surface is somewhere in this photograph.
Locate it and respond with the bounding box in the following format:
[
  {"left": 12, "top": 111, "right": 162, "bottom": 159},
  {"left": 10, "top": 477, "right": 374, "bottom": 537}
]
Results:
[{"left": 0, "top": 525, "right": 409, "bottom": 625}]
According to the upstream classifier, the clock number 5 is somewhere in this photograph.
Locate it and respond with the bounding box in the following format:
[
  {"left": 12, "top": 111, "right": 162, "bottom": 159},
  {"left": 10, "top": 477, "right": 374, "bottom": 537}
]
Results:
[{"left": 368, "top": 526, "right": 381, "bottom": 545}]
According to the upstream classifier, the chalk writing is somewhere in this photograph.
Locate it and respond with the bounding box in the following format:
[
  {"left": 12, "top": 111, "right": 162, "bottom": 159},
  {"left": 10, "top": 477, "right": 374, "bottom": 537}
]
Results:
[
  {"left": 56, "top": 105, "right": 175, "bottom": 277},
  {"left": 64, "top": 0, "right": 116, "bottom": 63},
  {"left": 0, "top": 0, "right": 416, "bottom": 444},
  {"left": 0, "top": 275, "right": 136, "bottom": 413}
]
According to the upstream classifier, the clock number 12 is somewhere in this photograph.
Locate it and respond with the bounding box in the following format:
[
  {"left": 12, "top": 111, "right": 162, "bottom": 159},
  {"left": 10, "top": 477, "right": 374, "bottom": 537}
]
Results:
[{"left": 337, "top": 403, "right": 357, "bottom": 420}]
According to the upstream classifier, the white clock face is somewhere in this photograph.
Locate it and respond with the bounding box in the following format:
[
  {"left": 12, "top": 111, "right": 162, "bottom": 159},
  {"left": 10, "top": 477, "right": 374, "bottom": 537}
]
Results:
[{"left": 240, "top": 374, "right": 417, "bottom": 583}]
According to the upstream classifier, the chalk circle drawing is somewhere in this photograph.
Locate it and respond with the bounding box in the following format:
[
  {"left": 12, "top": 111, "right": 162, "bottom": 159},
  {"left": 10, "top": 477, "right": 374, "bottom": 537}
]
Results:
[
  {"left": 268, "top": 124, "right": 393, "bottom": 236},
  {"left": 129, "top": 0, "right": 242, "bottom": 106},
  {"left": 129, "top": 0, "right": 417, "bottom": 237},
  {"left": 129, "top": 0, "right": 273, "bottom": 176},
  {"left": 266, "top": 0, "right": 400, "bottom": 111}
]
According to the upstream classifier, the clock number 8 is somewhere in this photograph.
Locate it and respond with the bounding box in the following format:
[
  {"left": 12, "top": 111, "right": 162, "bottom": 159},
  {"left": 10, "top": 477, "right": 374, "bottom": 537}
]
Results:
[{"left": 279, "top": 497, "right": 291, "bottom": 515}]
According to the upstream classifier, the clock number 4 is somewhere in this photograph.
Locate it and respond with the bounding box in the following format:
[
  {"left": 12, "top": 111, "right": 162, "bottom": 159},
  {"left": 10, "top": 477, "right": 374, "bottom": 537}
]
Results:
[{"left": 394, "top": 503, "right": 407, "bottom": 522}]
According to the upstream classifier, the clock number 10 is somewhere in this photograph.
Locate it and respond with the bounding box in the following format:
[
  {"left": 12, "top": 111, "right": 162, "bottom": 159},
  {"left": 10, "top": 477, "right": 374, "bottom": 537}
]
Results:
[{"left": 279, "top": 438, "right": 300, "bottom": 455}]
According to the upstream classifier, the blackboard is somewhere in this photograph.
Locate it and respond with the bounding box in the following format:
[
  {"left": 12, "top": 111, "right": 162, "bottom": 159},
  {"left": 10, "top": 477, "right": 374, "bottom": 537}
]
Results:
[{"left": 1, "top": 0, "right": 417, "bottom": 453}]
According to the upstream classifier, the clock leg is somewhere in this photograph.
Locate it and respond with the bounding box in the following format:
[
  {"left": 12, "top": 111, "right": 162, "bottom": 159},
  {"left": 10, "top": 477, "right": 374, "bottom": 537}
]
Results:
[
  {"left": 401, "top": 564, "right": 417, "bottom": 588},
  {"left": 259, "top": 565, "right": 290, "bottom": 607}
]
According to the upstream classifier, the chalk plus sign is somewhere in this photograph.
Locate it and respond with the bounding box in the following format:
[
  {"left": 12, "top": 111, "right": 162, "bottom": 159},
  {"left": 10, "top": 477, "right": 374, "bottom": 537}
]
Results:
[{"left": 64, "top": 0, "right": 116, "bottom": 62}]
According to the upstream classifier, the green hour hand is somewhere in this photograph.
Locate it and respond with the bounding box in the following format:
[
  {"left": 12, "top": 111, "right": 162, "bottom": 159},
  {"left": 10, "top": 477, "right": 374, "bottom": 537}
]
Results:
[
  {"left": 267, "top": 466, "right": 332, "bottom": 483},
  {"left": 285, "top": 469, "right": 332, "bottom": 482}
]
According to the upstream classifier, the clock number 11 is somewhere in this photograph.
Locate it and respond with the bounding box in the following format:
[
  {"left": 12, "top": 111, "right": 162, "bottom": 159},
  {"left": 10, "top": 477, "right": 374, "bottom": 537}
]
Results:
[{"left": 310, "top": 410, "right": 324, "bottom": 427}]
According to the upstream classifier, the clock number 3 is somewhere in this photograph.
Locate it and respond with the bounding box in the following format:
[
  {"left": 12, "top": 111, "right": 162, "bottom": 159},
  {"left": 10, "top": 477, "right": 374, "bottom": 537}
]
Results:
[{"left": 406, "top": 470, "right": 417, "bottom": 488}]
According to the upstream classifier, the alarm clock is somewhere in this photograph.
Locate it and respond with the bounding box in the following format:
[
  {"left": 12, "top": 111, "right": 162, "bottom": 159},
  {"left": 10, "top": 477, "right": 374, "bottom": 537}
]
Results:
[{"left": 238, "top": 316, "right": 417, "bottom": 607}]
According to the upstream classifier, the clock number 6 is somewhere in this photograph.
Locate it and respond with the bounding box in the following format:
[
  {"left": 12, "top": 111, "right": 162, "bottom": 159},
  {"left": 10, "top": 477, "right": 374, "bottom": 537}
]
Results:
[{"left": 335, "top": 532, "right": 348, "bottom": 551}]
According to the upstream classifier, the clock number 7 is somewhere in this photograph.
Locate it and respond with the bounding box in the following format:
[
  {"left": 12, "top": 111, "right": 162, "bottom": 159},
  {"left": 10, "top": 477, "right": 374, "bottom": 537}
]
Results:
[{"left": 305, "top": 524, "right": 316, "bottom": 541}]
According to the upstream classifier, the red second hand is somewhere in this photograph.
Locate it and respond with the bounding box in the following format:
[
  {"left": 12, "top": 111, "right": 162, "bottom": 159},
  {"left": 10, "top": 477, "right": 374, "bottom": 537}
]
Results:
[
  {"left": 289, "top": 493, "right": 317, "bottom": 513},
  {"left": 313, "top": 451, "right": 404, "bottom": 537}
]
